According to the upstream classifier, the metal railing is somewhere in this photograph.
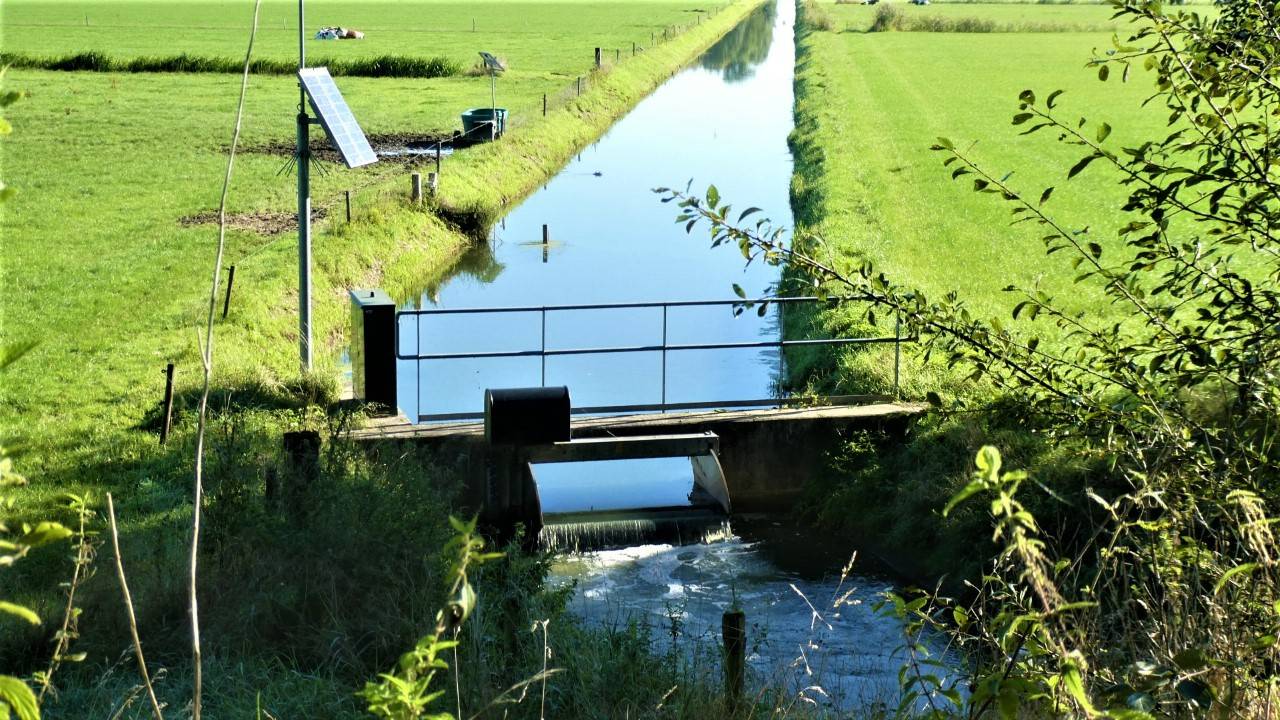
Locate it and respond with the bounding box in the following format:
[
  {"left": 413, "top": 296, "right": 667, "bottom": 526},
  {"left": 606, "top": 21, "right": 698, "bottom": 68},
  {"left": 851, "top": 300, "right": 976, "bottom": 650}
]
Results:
[{"left": 397, "top": 296, "right": 907, "bottom": 421}]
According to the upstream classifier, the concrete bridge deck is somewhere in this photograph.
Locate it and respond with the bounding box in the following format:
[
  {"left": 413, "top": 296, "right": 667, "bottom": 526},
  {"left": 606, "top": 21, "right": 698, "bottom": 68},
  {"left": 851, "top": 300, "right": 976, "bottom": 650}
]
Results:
[{"left": 350, "top": 402, "right": 928, "bottom": 511}]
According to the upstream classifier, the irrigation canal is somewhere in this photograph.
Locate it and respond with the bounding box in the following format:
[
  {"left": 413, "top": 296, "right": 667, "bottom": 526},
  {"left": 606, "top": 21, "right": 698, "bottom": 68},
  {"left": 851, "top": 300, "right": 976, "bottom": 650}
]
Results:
[{"left": 391, "top": 2, "right": 944, "bottom": 710}]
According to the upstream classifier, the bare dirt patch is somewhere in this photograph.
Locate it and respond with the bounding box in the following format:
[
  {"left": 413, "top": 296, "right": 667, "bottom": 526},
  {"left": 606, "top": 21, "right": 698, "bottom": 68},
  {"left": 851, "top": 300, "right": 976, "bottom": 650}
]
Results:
[
  {"left": 243, "top": 132, "right": 454, "bottom": 164},
  {"left": 179, "top": 207, "right": 329, "bottom": 235}
]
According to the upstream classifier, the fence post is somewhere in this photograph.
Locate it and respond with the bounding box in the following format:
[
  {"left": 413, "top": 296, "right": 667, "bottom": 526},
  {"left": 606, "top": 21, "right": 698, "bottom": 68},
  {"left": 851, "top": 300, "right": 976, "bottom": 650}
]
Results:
[
  {"left": 222, "top": 264, "right": 236, "bottom": 320},
  {"left": 344, "top": 189, "right": 352, "bottom": 222},
  {"left": 540, "top": 308, "right": 547, "bottom": 386},
  {"left": 594, "top": 47, "right": 601, "bottom": 69},
  {"left": 411, "top": 172, "right": 423, "bottom": 203},
  {"left": 632, "top": 41, "right": 636, "bottom": 56},
  {"left": 722, "top": 610, "right": 745, "bottom": 711},
  {"left": 435, "top": 141, "right": 442, "bottom": 176},
  {"left": 160, "top": 363, "right": 175, "bottom": 445},
  {"left": 615, "top": 48, "right": 620, "bottom": 63},
  {"left": 542, "top": 224, "right": 550, "bottom": 263},
  {"left": 542, "top": 93, "right": 547, "bottom": 116},
  {"left": 577, "top": 76, "right": 582, "bottom": 96}
]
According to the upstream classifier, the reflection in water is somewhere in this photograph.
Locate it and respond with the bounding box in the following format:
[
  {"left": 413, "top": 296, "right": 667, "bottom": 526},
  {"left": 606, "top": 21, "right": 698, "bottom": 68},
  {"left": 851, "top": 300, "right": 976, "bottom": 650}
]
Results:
[
  {"left": 399, "top": 242, "right": 503, "bottom": 307},
  {"left": 699, "top": 2, "right": 777, "bottom": 83},
  {"left": 395, "top": 0, "right": 794, "bottom": 420}
]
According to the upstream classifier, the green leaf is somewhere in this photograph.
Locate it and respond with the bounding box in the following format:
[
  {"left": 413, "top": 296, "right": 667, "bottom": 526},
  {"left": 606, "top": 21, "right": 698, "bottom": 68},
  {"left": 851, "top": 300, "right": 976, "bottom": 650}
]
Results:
[
  {"left": 1214, "top": 562, "right": 1260, "bottom": 594},
  {"left": 1012, "top": 112, "right": 1034, "bottom": 126},
  {"left": 1067, "top": 153, "right": 1100, "bottom": 179},
  {"left": 975, "top": 446, "right": 1002, "bottom": 476},
  {"left": 0, "top": 676, "right": 38, "bottom": 720},
  {"left": 706, "top": 184, "right": 720, "bottom": 209},
  {"left": 1060, "top": 663, "right": 1095, "bottom": 713},
  {"left": 0, "top": 603, "right": 39, "bottom": 626},
  {"left": 1098, "top": 64, "right": 1110, "bottom": 81},
  {"left": 1172, "top": 648, "right": 1209, "bottom": 671},
  {"left": 943, "top": 480, "right": 986, "bottom": 517},
  {"left": 1096, "top": 122, "right": 1112, "bottom": 142},
  {"left": 1039, "top": 187, "right": 1054, "bottom": 206},
  {"left": 732, "top": 283, "right": 746, "bottom": 299},
  {"left": 1046, "top": 89, "right": 1064, "bottom": 109},
  {"left": 17, "top": 522, "right": 71, "bottom": 549}
]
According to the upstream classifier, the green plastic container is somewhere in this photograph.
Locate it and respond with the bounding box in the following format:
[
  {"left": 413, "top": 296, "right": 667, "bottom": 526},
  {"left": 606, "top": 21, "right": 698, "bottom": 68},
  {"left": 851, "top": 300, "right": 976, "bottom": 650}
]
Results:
[{"left": 460, "top": 107, "right": 508, "bottom": 141}]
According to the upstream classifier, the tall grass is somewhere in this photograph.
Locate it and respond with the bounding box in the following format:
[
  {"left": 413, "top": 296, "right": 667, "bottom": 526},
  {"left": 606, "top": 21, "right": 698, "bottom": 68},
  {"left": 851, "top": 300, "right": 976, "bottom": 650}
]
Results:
[{"left": 0, "top": 51, "right": 462, "bottom": 78}]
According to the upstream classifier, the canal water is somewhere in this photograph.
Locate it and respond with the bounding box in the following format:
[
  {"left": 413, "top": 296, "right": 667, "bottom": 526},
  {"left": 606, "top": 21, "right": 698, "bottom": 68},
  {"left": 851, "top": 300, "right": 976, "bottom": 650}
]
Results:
[{"left": 394, "top": 1, "right": 948, "bottom": 712}]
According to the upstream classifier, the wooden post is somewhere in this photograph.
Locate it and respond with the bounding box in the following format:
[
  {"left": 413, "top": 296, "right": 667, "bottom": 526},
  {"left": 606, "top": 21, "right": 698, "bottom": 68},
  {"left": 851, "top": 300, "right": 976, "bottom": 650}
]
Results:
[
  {"left": 160, "top": 363, "right": 175, "bottom": 445},
  {"left": 542, "top": 224, "right": 549, "bottom": 264},
  {"left": 435, "top": 141, "right": 442, "bottom": 176},
  {"left": 632, "top": 41, "right": 636, "bottom": 56},
  {"left": 344, "top": 189, "right": 352, "bottom": 222},
  {"left": 221, "top": 265, "right": 236, "bottom": 320},
  {"left": 411, "top": 172, "right": 423, "bottom": 203},
  {"left": 282, "top": 430, "right": 322, "bottom": 516},
  {"left": 542, "top": 93, "right": 547, "bottom": 116},
  {"left": 722, "top": 610, "right": 746, "bottom": 711},
  {"left": 615, "top": 48, "right": 620, "bottom": 63},
  {"left": 577, "top": 76, "right": 582, "bottom": 96},
  {"left": 594, "top": 47, "right": 601, "bottom": 69},
  {"left": 427, "top": 172, "right": 438, "bottom": 196}
]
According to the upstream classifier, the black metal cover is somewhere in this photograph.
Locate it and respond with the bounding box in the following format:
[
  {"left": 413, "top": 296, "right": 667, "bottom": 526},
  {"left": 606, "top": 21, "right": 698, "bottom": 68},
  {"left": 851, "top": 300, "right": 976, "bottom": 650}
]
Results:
[
  {"left": 485, "top": 386, "right": 571, "bottom": 445},
  {"left": 350, "top": 289, "right": 397, "bottom": 412}
]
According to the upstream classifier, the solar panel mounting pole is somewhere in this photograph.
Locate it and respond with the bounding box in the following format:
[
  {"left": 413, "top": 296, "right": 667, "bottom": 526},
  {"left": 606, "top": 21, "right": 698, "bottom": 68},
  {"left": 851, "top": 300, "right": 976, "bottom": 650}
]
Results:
[{"left": 297, "top": 0, "right": 314, "bottom": 372}]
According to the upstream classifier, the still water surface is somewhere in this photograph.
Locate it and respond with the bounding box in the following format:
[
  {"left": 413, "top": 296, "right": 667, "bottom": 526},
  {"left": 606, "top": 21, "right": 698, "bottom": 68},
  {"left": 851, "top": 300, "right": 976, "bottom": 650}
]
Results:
[{"left": 395, "top": 3, "right": 946, "bottom": 711}]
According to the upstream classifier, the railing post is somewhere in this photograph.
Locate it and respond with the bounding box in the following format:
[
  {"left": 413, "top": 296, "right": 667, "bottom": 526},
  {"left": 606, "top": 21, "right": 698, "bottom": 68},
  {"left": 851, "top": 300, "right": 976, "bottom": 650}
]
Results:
[
  {"left": 541, "top": 307, "right": 547, "bottom": 387},
  {"left": 894, "top": 312, "right": 902, "bottom": 398},
  {"left": 660, "top": 305, "right": 668, "bottom": 410}
]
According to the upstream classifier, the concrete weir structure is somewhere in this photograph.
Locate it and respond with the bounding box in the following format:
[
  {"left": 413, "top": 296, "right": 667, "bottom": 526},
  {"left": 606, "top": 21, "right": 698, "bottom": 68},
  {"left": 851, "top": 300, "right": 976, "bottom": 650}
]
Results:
[{"left": 350, "top": 402, "right": 927, "bottom": 516}]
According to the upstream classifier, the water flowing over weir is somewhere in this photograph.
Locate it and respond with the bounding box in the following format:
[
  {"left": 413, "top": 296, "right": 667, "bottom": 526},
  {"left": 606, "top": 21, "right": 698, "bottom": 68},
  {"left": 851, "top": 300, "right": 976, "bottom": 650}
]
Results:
[{"left": 391, "top": 1, "right": 952, "bottom": 711}]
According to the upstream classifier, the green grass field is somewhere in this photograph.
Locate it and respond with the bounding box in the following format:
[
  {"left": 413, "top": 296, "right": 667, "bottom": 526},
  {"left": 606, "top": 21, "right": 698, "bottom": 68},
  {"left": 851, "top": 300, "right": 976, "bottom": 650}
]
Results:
[
  {"left": 2, "top": 0, "right": 744, "bottom": 479},
  {"left": 793, "top": 1, "right": 1188, "bottom": 328},
  {"left": 4, "top": 0, "right": 715, "bottom": 72},
  {"left": 0, "top": 2, "right": 762, "bottom": 713}
]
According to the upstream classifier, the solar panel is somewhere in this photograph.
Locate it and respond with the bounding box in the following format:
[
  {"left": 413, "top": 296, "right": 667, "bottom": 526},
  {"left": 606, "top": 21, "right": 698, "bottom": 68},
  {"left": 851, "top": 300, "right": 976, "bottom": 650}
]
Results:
[{"left": 298, "top": 67, "right": 378, "bottom": 169}]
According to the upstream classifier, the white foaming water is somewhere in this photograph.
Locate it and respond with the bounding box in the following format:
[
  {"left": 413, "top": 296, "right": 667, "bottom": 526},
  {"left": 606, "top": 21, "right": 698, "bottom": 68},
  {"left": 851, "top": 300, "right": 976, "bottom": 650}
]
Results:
[{"left": 550, "top": 531, "right": 958, "bottom": 713}]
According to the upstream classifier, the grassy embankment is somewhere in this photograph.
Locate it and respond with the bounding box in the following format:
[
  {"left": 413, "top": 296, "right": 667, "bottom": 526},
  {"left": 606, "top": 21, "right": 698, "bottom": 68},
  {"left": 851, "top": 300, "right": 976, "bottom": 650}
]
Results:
[
  {"left": 1, "top": 1, "right": 764, "bottom": 715},
  {"left": 785, "top": 0, "right": 1199, "bottom": 580}
]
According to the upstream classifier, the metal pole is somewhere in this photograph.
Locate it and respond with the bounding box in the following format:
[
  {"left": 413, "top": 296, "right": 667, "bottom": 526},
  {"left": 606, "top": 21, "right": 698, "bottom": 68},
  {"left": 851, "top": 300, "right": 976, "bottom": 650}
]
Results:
[
  {"left": 661, "top": 305, "right": 668, "bottom": 410},
  {"left": 297, "top": 0, "right": 313, "bottom": 372},
  {"left": 894, "top": 313, "right": 902, "bottom": 397},
  {"left": 541, "top": 308, "right": 547, "bottom": 386},
  {"left": 344, "top": 189, "right": 351, "bottom": 222},
  {"left": 542, "top": 223, "right": 549, "bottom": 263},
  {"left": 490, "top": 72, "right": 497, "bottom": 141}
]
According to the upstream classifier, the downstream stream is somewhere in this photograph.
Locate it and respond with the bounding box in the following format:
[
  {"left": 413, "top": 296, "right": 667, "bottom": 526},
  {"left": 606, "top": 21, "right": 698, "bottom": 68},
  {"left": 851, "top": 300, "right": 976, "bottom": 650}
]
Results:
[{"left": 395, "top": 2, "right": 941, "bottom": 712}]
